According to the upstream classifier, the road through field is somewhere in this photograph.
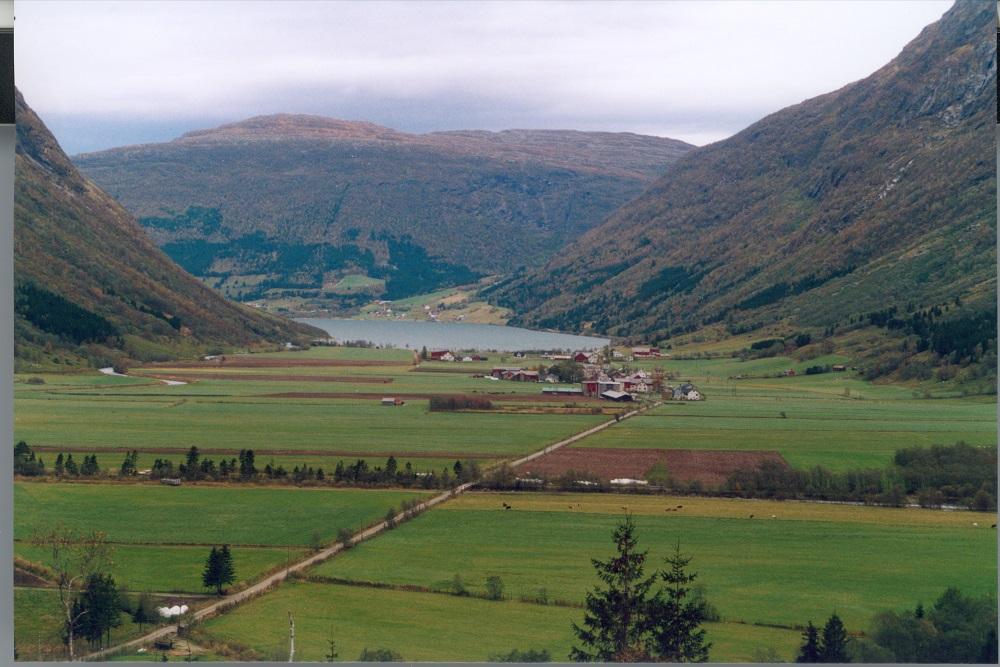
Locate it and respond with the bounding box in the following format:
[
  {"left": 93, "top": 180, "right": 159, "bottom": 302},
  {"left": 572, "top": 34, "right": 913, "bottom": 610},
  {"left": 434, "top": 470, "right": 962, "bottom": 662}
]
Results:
[{"left": 84, "top": 401, "right": 656, "bottom": 661}]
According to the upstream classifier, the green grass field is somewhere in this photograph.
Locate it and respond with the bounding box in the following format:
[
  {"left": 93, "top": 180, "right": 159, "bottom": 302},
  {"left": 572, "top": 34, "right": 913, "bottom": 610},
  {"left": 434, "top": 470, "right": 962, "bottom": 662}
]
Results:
[
  {"left": 198, "top": 581, "right": 803, "bottom": 662},
  {"left": 15, "top": 483, "right": 429, "bottom": 547},
  {"left": 311, "top": 492, "right": 996, "bottom": 629}
]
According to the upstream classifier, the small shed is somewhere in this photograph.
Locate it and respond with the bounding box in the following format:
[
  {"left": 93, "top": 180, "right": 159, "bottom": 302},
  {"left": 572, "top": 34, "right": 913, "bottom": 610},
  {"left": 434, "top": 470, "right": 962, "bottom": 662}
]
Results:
[
  {"left": 543, "top": 386, "right": 584, "bottom": 396},
  {"left": 381, "top": 397, "right": 404, "bottom": 406}
]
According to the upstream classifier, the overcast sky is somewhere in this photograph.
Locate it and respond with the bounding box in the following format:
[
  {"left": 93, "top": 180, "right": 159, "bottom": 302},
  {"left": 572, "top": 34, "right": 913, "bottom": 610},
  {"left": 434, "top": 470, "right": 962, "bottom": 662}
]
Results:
[{"left": 16, "top": 0, "right": 952, "bottom": 155}]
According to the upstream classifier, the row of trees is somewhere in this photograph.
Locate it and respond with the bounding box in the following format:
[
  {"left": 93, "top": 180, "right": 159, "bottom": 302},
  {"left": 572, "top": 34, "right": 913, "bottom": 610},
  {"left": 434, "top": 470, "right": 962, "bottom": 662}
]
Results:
[
  {"left": 724, "top": 442, "right": 997, "bottom": 510},
  {"left": 23, "top": 444, "right": 482, "bottom": 491}
]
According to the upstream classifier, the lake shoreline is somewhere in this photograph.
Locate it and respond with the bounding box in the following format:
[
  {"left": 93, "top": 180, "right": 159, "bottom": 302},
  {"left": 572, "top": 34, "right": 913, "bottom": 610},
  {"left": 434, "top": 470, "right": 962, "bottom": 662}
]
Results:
[{"left": 297, "top": 318, "right": 609, "bottom": 352}]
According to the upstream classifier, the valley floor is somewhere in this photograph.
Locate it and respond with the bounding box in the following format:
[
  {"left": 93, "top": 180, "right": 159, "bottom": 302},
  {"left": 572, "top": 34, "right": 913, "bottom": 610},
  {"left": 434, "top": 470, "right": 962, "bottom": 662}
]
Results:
[{"left": 12, "top": 341, "right": 997, "bottom": 661}]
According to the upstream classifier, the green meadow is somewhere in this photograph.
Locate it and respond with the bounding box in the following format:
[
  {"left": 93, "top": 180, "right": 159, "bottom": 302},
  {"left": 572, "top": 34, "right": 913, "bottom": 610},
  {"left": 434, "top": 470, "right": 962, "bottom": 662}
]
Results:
[
  {"left": 16, "top": 543, "right": 304, "bottom": 594},
  {"left": 14, "top": 390, "right": 604, "bottom": 457},
  {"left": 575, "top": 395, "right": 994, "bottom": 470},
  {"left": 198, "top": 581, "right": 803, "bottom": 663},
  {"left": 570, "top": 353, "right": 996, "bottom": 470},
  {"left": 311, "top": 492, "right": 996, "bottom": 629},
  {"left": 14, "top": 483, "right": 428, "bottom": 547}
]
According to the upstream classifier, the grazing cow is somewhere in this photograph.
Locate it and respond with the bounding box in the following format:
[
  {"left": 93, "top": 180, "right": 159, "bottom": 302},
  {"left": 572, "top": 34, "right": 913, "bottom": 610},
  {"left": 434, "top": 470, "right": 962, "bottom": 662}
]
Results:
[{"left": 749, "top": 514, "right": 754, "bottom": 519}]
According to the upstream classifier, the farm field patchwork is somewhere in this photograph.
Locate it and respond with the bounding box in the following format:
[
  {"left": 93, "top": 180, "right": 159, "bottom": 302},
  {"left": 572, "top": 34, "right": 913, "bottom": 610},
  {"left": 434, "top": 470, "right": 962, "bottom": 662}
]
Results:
[
  {"left": 197, "top": 581, "right": 803, "bottom": 663},
  {"left": 573, "top": 394, "right": 995, "bottom": 470},
  {"left": 311, "top": 492, "right": 997, "bottom": 629},
  {"left": 14, "top": 389, "right": 606, "bottom": 460}
]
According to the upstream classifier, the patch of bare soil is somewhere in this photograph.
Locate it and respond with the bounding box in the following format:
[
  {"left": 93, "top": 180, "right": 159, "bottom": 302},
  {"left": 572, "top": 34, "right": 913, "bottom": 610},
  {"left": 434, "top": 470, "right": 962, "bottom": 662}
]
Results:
[{"left": 518, "top": 447, "right": 788, "bottom": 488}]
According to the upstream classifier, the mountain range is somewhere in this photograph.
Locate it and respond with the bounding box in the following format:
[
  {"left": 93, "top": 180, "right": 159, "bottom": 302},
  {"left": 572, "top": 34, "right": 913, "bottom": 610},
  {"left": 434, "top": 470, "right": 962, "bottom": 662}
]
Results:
[
  {"left": 492, "top": 1, "right": 996, "bottom": 347},
  {"left": 73, "top": 118, "right": 693, "bottom": 304},
  {"left": 14, "top": 89, "right": 318, "bottom": 369}
]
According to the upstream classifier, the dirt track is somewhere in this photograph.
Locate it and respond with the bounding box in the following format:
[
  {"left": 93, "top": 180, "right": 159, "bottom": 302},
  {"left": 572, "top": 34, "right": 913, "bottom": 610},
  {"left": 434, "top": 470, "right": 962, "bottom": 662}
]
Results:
[
  {"left": 518, "top": 447, "right": 788, "bottom": 487},
  {"left": 83, "top": 401, "right": 657, "bottom": 661}
]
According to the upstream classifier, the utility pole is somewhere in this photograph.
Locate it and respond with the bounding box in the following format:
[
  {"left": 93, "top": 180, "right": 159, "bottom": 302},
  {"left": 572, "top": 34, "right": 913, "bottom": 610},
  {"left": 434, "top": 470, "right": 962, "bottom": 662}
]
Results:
[{"left": 288, "top": 611, "right": 295, "bottom": 662}]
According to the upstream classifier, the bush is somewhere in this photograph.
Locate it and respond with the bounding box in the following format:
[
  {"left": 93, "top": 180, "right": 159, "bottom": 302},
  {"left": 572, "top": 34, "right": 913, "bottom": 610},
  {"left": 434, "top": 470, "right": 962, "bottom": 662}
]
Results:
[
  {"left": 971, "top": 488, "right": 996, "bottom": 512},
  {"left": 358, "top": 648, "right": 403, "bottom": 662},
  {"left": 489, "top": 649, "right": 552, "bottom": 662},
  {"left": 336, "top": 528, "right": 354, "bottom": 548},
  {"left": 485, "top": 575, "right": 505, "bottom": 601},
  {"left": 449, "top": 574, "right": 468, "bottom": 596},
  {"left": 429, "top": 395, "right": 494, "bottom": 412}
]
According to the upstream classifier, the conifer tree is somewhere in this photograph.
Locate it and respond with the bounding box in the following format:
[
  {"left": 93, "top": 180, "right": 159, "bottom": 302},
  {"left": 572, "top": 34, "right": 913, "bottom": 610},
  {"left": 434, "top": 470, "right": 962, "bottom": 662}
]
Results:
[
  {"left": 647, "top": 542, "right": 710, "bottom": 662},
  {"left": 796, "top": 622, "right": 821, "bottom": 663},
  {"left": 217, "top": 545, "right": 236, "bottom": 593},
  {"left": 131, "top": 592, "right": 156, "bottom": 631},
  {"left": 570, "top": 514, "right": 656, "bottom": 661},
  {"left": 819, "top": 613, "right": 850, "bottom": 663}
]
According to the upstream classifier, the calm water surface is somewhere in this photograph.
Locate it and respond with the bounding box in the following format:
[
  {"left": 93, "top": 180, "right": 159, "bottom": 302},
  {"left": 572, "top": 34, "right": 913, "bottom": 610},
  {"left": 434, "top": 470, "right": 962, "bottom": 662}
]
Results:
[{"left": 298, "top": 318, "right": 609, "bottom": 351}]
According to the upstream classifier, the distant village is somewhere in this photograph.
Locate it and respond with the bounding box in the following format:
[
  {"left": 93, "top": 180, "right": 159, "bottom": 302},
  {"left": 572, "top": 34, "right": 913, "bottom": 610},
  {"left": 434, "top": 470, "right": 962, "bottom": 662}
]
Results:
[{"left": 425, "top": 346, "right": 701, "bottom": 402}]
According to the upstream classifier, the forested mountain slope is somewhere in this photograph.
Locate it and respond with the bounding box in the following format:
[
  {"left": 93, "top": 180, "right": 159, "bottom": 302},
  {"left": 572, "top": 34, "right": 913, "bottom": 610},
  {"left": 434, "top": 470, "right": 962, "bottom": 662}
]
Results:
[
  {"left": 74, "top": 117, "right": 693, "bottom": 302},
  {"left": 14, "top": 90, "right": 319, "bottom": 369}
]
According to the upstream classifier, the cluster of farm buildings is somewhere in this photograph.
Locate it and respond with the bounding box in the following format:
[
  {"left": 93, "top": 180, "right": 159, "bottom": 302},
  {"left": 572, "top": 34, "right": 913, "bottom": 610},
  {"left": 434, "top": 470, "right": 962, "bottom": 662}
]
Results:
[{"left": 427, "top": 346, "right": 701, "bottom": 402}]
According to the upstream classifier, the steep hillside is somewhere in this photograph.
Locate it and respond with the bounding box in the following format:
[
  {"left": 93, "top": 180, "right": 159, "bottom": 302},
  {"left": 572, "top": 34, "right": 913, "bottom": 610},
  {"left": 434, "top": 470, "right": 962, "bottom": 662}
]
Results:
[
  {"left": 73, "top": 118, "right": 692, "bottom": 304},
  {"left": 14, "top": 90, "right": 319, "bottom": 369},
  {"left": 494, "top": 1, "right": 996, "bottom": 357}
]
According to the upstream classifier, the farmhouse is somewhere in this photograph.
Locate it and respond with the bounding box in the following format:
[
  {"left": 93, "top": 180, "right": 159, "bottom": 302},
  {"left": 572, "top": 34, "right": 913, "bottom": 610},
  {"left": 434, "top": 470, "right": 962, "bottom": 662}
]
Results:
[
  {"left": 574, "top": 351, "right": 596, "bottom": 363},
  {"left": 671, "top": 383, "right": 702, "bottom": 401},
  {"left": 513, "top": 370, "right": 540, "bottom": 382}
]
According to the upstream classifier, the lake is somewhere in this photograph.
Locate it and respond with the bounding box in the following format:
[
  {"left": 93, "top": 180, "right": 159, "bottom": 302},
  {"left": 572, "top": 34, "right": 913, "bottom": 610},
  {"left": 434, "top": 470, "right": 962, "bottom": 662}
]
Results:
[{"left": 297, "top": 318, "right": 609, "bottom": 352}]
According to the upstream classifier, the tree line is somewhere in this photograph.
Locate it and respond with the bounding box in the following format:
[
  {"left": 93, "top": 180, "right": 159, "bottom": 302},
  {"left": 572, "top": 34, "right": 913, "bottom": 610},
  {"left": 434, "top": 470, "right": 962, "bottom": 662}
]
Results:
[
  {"left": 477, "top": 442, "right": 997, "bottom": 511},
  {"left": 15, "top": 442, "right": 482, "bottom": 490},
  {"left": 724, "top": 442, "right": 996, "bottom": 510}
]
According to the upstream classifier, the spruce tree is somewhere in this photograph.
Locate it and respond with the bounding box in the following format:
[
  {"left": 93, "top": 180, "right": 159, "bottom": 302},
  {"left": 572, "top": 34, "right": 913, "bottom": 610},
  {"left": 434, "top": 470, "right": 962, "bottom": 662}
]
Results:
[
  {"left": 647, "top": 542, "right": 710, "bottom": 662},
  {"left": 217, "top": 545, "right": 236, "bottom": 594},
  {"left": 202, "top": 546, "right": 221, "bottom": 594},
  {"left": 131, "top": 592, "right": 156, "bottom": 631},
  {"left": 819, "top": 613, "right": 850, "bottom": 663},
  {"left": 55, "top": 452, "right": 64, "bottom": 477},
  {"left": 570, "top": 514, "right": 656, "bottom": 661},
  {"left": 796, "top": 622, "right": 821, "bottom": 663},
  {"left": 79, "top": 573, "right": 121, "bottom": 648}
]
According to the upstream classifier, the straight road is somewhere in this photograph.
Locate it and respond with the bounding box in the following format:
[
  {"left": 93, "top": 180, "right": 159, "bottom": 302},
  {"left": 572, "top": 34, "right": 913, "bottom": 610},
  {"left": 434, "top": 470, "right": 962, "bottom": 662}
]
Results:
[{"left": 85, "top": 399, "right": 658, "bottom": 661}]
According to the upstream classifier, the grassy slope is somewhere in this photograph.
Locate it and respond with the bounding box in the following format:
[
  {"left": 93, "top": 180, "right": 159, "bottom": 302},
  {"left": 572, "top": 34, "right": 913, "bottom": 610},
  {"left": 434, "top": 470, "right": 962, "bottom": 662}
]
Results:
[
  {"left": 311, "top": 493, "right": 996, "bottom": 629},
  {"left": 496, "top": 2, "right": 996, "bottom": 341}
]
